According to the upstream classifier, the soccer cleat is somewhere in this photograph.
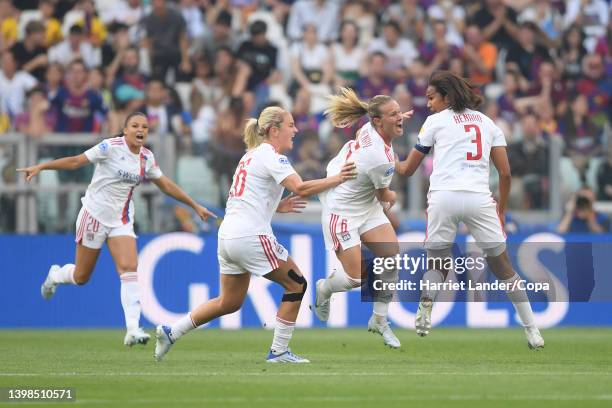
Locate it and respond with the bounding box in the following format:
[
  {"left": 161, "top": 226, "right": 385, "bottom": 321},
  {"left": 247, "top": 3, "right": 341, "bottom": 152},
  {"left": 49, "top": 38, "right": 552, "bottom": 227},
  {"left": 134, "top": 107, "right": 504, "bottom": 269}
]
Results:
[
  {"left": 41, "top": 265, "right": 59, "bottom": 300},
  {"left": 368, "top": 315, "right": 401, "bottom": 348},
  {"left": 415, "top": 298, "right": 433, "bottom": 337},
  {"left": 124, "top": 327, "right": 151, "bottom": 347},
  {"left": 525, "top": 327, "right": 545, "bottom": 350},
  {"left": 266, "top": 349, "right": 310, "bottom": 363},
  {"left": 154, "top": 325, "right": 174, "bottom": 361},
  {"left": 312, "top": 279, "right": 330, "bottom": 322}
]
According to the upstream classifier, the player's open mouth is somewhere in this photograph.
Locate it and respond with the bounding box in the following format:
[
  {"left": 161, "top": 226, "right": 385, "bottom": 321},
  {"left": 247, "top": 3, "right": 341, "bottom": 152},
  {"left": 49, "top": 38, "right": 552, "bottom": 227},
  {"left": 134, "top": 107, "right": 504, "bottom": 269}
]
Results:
[{"left": 136, "top": 133, "right": 144, "bottom": 141}]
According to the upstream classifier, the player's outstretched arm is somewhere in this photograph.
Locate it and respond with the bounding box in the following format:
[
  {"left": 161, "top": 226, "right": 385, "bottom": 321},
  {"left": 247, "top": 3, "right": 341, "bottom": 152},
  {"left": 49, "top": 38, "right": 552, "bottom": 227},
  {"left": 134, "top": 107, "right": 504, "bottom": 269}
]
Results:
[
  {"left": 152, "top": 175, "right": 216, "bottom": 221},
  {"left": 491, "top": 146, "right": 512, "bottom": 218},
  {"left": 396, "top": 148, "right": 426, "bottom": 176},
  {"left": 281, "top": 161, "right": 356, "bottom": 197},
  {"left": 17, "top": 154, "right": 91, "bottom": 181}
]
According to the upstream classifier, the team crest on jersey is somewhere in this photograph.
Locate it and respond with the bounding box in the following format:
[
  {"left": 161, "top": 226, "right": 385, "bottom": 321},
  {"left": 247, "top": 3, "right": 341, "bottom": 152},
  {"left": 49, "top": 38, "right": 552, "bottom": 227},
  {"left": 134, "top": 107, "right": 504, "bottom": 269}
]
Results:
[
  {"left": 279, "top": 156, "right": 290, "bottom": 165},
  {"left": 99, "top": 141, "right": 109, "bottom": 152},
  {"left": 384, "top": 167, "right": 395, "bottom": 176}
]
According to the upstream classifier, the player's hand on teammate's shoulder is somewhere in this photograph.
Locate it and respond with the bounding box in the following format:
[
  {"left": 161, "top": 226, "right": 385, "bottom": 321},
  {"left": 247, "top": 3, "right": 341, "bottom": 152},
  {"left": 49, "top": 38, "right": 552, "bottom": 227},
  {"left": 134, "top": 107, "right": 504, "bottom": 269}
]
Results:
[
  {"left": 277, "top": 194, "right": 308, "bottom": 214},
  {"left": 339, "top": 161, "right": 357, "bottom": 182},
  {"left": 16, "top": 164, "right": 42, "bottom": 181},
  {"left": 194, "top": 204, "right": 217, "bottom": 221}
]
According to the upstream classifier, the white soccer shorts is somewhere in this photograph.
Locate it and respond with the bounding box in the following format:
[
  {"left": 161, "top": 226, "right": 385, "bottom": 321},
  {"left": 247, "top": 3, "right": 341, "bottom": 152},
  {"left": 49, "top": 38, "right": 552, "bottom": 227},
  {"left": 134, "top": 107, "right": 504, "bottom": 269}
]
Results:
[
  {"left": 425, "top": 190, "right": 506, "bottom": 250},
  {"left": 322, "top": 203, "right": 390, "bottom": 251},
  {"left": 75, "top": 206, "right": 137, "bottom": 249},
  {"left": 218, "top": 235, "right": 289, "bottom": 276}
]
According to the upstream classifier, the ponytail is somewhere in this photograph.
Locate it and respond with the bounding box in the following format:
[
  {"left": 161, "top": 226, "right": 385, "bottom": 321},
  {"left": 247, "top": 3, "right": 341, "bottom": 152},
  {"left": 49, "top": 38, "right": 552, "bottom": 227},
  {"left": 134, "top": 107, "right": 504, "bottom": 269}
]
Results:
[
  {"left": 243, "top": 118, "right": 262, "bottom": 150},
  {"left": 325, "top": 87, "right": 394, "bottom": 128}
]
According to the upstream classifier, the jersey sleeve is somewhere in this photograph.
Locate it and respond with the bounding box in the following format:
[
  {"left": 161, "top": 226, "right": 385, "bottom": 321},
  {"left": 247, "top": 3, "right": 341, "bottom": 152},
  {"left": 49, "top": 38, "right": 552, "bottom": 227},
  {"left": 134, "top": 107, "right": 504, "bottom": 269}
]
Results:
[
  {"left": 367, "top": 162, "right": 395, "bottom": 189},
  {"left": 491, "top": 123, "right": 507, "bottom": 147},
  {"left": 145, "top": 152, "right": 163, "bottom": 180},
  {"left": 264, "top": 152, "right": 297, "bottom": 184},
  {"left": 416, "top": 116, "right": 435, "bottom": 152},
  {"left": 84, "top": 140, "right": 111, "bottom": 163}
]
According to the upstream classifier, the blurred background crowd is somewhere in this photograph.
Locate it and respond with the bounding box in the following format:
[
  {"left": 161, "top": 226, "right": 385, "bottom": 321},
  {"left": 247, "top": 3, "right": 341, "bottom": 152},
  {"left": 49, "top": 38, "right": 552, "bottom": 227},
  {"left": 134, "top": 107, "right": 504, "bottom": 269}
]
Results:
[{"left": 0, "top": 0, "right": 610, "bottom": 233}]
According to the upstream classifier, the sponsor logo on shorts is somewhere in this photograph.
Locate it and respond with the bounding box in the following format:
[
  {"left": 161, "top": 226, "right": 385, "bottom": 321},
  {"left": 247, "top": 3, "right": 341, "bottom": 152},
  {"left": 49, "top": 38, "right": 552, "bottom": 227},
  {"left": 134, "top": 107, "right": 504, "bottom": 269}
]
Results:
[
  {"left": 341, "top": 231, "right": 351, "bottom": 242},
  {"left": 87, "top": 232, "right": 95, "bottom": 241}
]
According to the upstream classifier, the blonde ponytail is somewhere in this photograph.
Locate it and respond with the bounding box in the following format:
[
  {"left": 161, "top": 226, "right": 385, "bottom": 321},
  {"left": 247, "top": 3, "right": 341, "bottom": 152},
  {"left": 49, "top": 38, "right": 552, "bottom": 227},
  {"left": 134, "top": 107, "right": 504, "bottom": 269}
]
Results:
[
  {"left": 324, "top": 87, "right": 369, "bottom": 128},
  {"left": 244, "top": 106, "right": 287, "bottom": 150}
]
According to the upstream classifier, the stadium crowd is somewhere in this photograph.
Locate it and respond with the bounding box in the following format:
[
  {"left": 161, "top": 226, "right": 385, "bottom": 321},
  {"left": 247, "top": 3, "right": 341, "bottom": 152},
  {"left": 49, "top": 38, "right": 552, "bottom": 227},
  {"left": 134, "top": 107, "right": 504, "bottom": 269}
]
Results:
[{"left": 0, "top": 0, "right": 610, "bottom": 218}]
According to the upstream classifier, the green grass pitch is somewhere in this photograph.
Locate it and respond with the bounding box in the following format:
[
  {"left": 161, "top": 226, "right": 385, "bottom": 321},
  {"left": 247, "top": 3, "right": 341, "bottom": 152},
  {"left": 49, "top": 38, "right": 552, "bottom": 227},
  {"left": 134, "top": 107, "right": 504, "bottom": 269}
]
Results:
[{"left": 1, "top": 328, "right": 611, "bottom": 407}]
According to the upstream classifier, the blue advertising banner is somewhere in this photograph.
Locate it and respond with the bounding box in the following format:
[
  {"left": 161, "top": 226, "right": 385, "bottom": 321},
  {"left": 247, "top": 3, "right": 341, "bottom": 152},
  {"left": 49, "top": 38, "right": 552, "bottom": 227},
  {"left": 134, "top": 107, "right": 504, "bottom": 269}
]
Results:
[{"left": 1, "top": 228, "right": 611, "bottom": 328}]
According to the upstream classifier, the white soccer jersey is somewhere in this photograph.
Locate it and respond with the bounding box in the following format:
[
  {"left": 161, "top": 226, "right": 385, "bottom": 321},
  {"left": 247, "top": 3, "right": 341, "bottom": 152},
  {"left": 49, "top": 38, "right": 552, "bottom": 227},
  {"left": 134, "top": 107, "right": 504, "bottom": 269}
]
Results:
[
  {"left": 321, "top": 122, "right": 396, "bottom": 218},
  {"left": 218, "top": 143, "right": 296, "bottom": 239},
  {"left": 417, "top": 108, "right": 506, "bottom": 193},
  {"left": 83, "top": 136, "right": 163, "bottom": 227}
]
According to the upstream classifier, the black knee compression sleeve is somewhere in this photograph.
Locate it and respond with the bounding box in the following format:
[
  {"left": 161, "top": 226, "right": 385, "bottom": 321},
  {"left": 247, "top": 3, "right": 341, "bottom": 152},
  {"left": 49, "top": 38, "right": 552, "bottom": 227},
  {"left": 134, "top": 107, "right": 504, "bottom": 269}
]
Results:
[{"left": 281, "top": 269, "right": 307, "bottom": 302}]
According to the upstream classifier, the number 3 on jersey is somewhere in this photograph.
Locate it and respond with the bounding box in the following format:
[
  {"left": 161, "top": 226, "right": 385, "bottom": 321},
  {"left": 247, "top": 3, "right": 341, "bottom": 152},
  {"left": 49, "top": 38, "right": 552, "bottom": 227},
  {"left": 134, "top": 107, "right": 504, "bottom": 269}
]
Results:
[
  {"left": 230, "top": 158, "right": 252, "bottom": 198},
  {"left": 465, "top": 124, "right": 482, "bottom": 161}
]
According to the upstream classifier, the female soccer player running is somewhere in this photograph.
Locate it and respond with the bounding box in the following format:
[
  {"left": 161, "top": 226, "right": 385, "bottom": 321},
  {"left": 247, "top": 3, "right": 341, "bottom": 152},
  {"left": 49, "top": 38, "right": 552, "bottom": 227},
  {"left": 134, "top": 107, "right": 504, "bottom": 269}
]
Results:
[
  {"left": 18, "top": 112, "right": 215, "bottom": 346},
  {"left": 154, "top": 106, "right": 356, "bottom": 363},
  {"left": 396, "top": 71, "right": 544, "bottom": 349},
  {"left": 313, "top": 88, "right": 412, "bottom": 349}
]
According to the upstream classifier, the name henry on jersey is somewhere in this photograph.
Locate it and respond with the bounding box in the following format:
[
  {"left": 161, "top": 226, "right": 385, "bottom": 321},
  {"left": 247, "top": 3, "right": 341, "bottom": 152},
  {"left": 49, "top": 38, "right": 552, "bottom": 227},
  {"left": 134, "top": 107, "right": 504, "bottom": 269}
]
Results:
[{"left": 452, "top": 112, "right": 483, "bottom": 124}]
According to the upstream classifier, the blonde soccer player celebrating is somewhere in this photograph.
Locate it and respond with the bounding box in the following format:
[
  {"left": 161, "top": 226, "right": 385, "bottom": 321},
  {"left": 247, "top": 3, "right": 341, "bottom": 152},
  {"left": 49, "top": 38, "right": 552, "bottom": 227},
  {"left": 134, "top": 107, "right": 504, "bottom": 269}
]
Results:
[
  {"left": 18, "top": 112, "right": 216, "bottom": 347},
  {"left": 154, "top": 106, "right": 356, "bottom": 363},
  {"left": 396, "top": 71, "right": 544, "bottom": 349},
  {"left": 313, "top": 88, "right": 413, "bottom": 349}
]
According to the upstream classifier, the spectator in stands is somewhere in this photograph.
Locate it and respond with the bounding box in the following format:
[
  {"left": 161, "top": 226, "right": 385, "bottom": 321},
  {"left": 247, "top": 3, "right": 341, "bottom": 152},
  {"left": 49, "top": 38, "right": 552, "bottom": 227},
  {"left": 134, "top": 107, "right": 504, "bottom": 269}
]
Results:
[
  {"left": 190, "top": 56, "right": 222, "bottom": 111},
  {"left": 564, "top": 0, "right": 609, "bottom": 53},
  {"left": 71, "top": 0, "right": 107, "bottom": 47},
  {"left": 341, "top": 1, "right": 376, "bottom": 46},
  {"left": 197, "top": 10, "right": 235, "bottom": 60},
  {"left": 382, "top": 0, "right": 425, "bottom": 44},
  {"left": 15, "top": 86, "right": 56, "bottom": 138},
  {"left": 0, "top": 0, "right": 18, "bottom": 52},
  {"left": 596, "top": 144, "right": 612, "bottom": 201},
  {"left": 143, "top": 0, "right": 190, "bottom": 81},
  {"left": 39, "top": 0, "right": 64, "bottom": 47},
  {"left": 11, "top": 21, "right": 48, "bottom": 82},
  {"left": 292, "top": 129, "right": 324, "bottom": 180},
  {"left": 331, "top": 20, "right": 365, "bottom": 89},
  {"left": 213, "top": 46, "right": 237, "bottom": 110},
  {"left": 507, "top": 113, "right": 549, "bottom": 208},
  {"left": 497, "top": 70, "right": 522, "bottom": 124},
  {"left": 51, "top": 59, "right": 105, "bottom": 133},
  {"left": 356, "top": 52, "right": 396, "bottom": 100},
  {"left": 44, "top": 62, "right": 63, "bottom": 99},
  {"left": 210, "top": 97, "right": 247, "bottom": 198},
  {"left": 405, "top": 58, "right": 429, "bottom": 120},
  {"left": 179, "top": 0, "right": 206, "bottom": 45},
  {"left": 101, "top": 22, "right": 129, "bottom": 69},
  {"left": 559, "top": 93, "right": 603, "bottom": 175},
  {"left": 0, "top": 51, "right": 38, "bottom": 119},
  {"left": 102, "top": 0, "right": 145, "bottom": 43},
  {"left": 107, "top": 85, "right": 144, "bottom": 134},
  {"left": 287, "top": 0, "right": 340, "bottom": 43},
  {"left": 576, "top": 53, "right": 611, "bottom": 123},
  {"left": 506, "top": 21, "right": 552, "bottom": 82},
  {"left": 419, "top": 20, "right": 461, "bottom": 74},
  {"left": 48, "top": 24, "right": 101, "bottom": 68},
  {"left": 557, "top": 24, "right": 587, "bottom": 83},
  {"left": 291, "top": 87, "right": 323, "bottom": 135},
  {"left": 368, "top": 20, "right": 417, "bottom": 81},
  {"left": 470, "top": 0, "right": 520, "bottom": 50},
  {"left": 107, "top": 44, "right": 147, "bottom": 104},
  {"left": 289, "top": 23, "right": 333, "bottom": 97},
  {"left": 557, "top": 187, "right": 610, "bottom": 233},
  {"left": 233, "top": 20, "right": 280, "bottom": 110},
  {"left": 140, "top": 79, "right": 180, "bottom": 135},
  {"left": 462, "top": 23, "right": 497, "bottom": 86},
  {"left": 427, "top": 0, "right": 466, "bottom": 47}
]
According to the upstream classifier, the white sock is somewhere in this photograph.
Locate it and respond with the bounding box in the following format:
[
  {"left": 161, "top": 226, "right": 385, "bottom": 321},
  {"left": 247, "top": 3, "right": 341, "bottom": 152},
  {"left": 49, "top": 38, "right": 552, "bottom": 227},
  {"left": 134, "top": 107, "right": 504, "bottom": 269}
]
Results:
[
  {"left": 120, "top": 272, "right": 141, "bottom": 332},
  {"left": 421, "top": 269, "right": 444, "bottom": 301},
  {"left": 503, "top": 274, "right": 536, "bottom": 328},
  {"left": 373, "top": 302, "right": 389, "bottom": 324},
  {"left": 50, "top": 264, "right": 76, "bottom": 285},
  {"left": 320, "top": 267, "right": 362, "bottom": 297},
  {"left": 271, "top": 317, "right": 295, "bottom": 354},
  {"left": 170, "top": 313, "right": 197, "bottom": 342}
]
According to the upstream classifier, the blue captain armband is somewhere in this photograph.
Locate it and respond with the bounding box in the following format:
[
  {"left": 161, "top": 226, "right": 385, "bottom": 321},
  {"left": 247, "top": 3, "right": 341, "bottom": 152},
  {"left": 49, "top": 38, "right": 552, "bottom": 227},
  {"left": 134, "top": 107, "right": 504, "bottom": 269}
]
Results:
[{"left": 414, "top": 143, "right": 431, "bottom": 154}]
